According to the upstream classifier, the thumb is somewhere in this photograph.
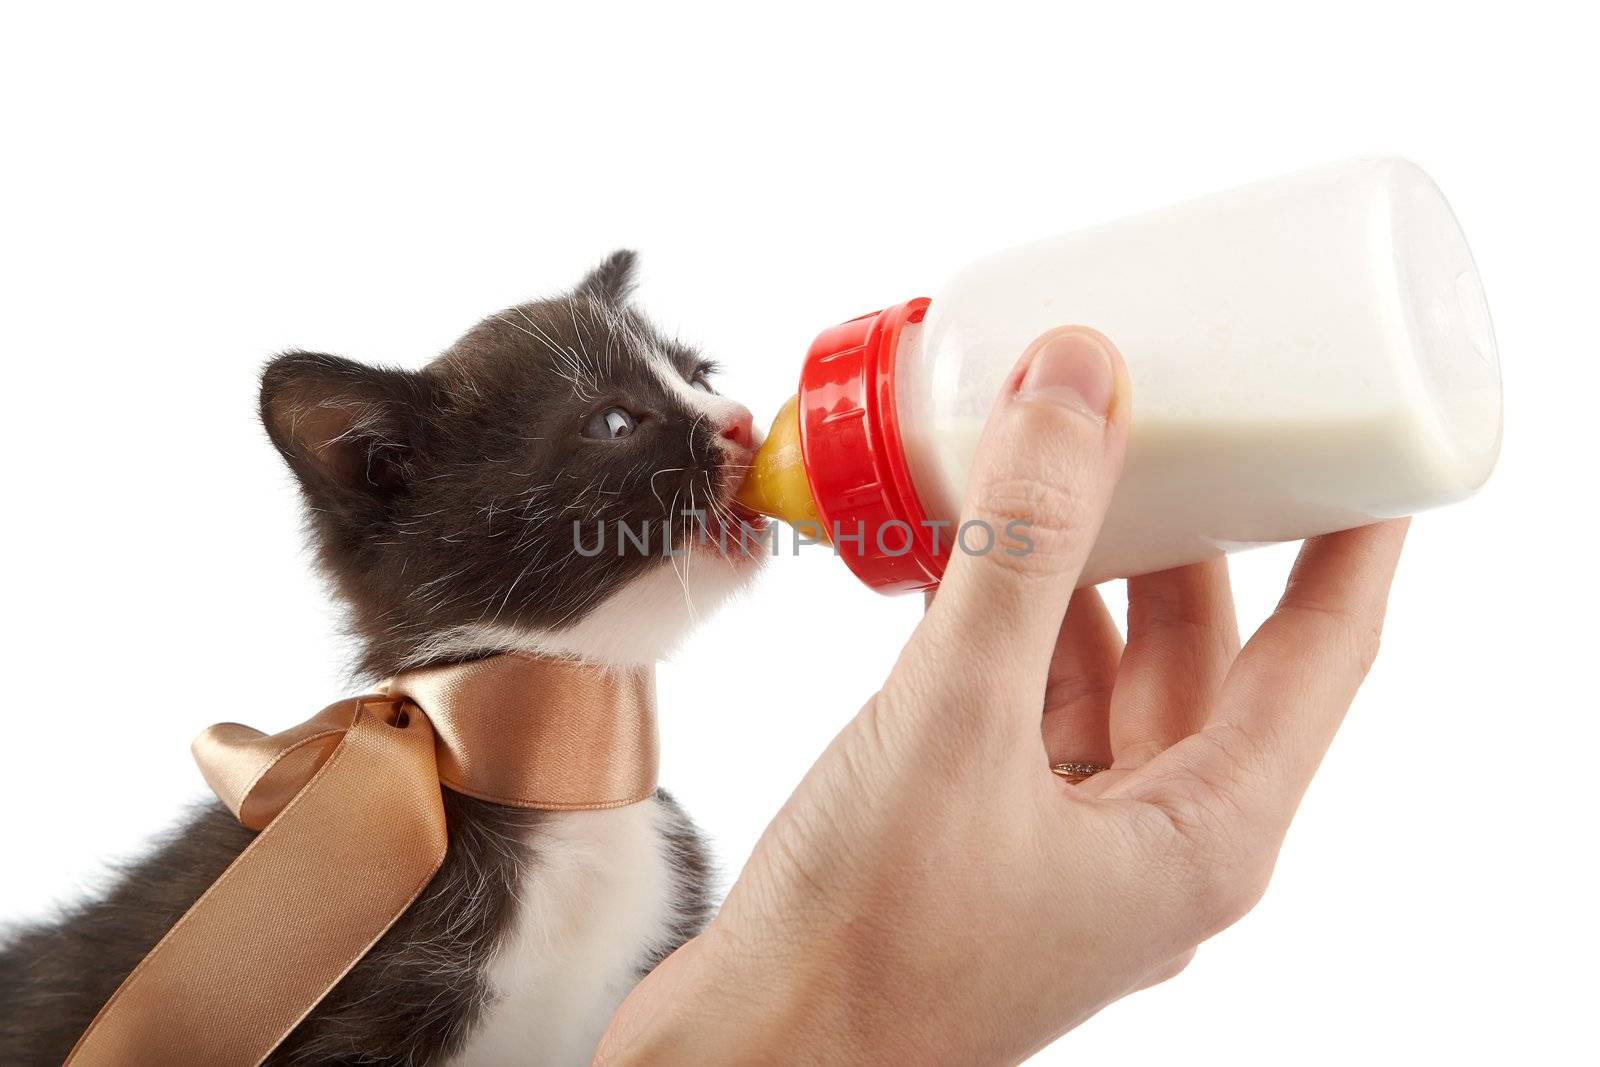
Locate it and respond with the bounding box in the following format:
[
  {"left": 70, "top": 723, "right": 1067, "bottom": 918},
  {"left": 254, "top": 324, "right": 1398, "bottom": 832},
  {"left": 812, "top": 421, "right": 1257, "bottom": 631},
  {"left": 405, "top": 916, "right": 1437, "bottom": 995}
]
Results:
[{"left": 913, "top": 327, "right": 1130, "bottom": 719}]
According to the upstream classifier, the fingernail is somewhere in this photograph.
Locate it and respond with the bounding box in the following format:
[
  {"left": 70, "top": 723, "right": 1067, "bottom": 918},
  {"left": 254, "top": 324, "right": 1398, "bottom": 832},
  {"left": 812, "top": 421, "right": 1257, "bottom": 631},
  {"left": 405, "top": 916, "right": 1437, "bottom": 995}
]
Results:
[{"left": 1017, "top": 329, "right": 1116, "bottom": 417}]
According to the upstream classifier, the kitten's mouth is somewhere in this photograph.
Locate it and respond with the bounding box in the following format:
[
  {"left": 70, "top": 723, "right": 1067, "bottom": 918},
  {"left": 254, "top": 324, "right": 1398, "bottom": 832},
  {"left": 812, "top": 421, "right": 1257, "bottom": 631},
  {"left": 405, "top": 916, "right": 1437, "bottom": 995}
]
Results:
[
  {"left": 728, "top": 501, "right": 767, "bottom": 528},
  {"left": 691, "top": 498, "right": 769, "bottom": 560}
]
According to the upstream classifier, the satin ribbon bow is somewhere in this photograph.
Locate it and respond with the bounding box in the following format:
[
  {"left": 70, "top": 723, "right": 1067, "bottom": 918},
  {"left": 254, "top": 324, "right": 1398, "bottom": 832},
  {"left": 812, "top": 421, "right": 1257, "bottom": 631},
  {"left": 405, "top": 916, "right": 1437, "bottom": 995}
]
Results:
[{"left": 66, "top": 653, "right": 658, "bottom": 1067}]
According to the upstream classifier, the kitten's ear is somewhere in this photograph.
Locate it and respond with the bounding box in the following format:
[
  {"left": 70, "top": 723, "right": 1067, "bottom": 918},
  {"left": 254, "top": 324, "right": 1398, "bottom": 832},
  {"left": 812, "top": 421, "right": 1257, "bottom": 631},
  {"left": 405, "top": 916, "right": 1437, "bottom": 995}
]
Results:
[
  {"left": 259, "top": 352, "right": 430, "bottom": 510},
  {"left": 574, "top": 249, "right": 638, "bottom": 306}
]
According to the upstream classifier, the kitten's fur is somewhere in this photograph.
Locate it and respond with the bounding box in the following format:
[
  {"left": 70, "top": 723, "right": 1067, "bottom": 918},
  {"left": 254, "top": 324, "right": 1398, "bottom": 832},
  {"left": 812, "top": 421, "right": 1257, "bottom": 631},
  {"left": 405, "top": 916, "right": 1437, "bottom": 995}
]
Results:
[{"left": 0, "top": 252, "right": 762, "bottom": 1065}]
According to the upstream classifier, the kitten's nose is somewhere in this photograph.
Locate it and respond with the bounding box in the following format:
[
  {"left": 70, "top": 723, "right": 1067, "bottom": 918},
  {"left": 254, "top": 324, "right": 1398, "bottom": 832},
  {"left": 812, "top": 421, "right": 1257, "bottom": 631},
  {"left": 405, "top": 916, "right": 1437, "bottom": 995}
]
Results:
[{"left": 719, "top": 406, "right": 755, "bottom": 451}]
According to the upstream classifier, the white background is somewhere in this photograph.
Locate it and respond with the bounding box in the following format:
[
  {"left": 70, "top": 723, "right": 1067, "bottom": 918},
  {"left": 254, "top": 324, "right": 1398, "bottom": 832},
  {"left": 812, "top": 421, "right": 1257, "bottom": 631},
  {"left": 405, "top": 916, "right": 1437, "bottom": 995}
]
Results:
[{"left": 2, "top": 4, "right": 1595, "bottom": 1064}]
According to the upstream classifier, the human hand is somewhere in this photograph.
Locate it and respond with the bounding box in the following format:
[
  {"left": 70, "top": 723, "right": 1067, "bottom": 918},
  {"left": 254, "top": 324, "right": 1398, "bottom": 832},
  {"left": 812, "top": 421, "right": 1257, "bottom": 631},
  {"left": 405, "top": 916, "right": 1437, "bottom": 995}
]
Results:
[{"left": 595, "top": 327, "right": 1409, "bottom": 1066}]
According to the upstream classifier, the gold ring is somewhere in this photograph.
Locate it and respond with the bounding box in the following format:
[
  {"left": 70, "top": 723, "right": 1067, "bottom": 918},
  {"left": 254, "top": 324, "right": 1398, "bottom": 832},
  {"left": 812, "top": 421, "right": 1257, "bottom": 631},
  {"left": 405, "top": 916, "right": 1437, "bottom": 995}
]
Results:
[{"left": 1051, "top": 761, "right": 1107, "bottom": 784}]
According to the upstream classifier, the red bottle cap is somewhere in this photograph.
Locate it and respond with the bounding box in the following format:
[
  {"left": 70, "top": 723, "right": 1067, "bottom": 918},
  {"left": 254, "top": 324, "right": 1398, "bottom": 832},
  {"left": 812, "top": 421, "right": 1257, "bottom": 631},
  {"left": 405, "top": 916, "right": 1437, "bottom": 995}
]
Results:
[{"left": 796, "top": 297, "right": 948, "bottom": 595}]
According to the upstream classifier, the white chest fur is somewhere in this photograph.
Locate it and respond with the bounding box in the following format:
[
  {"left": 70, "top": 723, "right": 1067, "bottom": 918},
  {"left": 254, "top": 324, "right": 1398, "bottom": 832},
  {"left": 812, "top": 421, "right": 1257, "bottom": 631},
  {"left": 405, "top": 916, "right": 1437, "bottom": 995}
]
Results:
[{"left": 444, "top": 798, "right": 681, "bottom": 1067}]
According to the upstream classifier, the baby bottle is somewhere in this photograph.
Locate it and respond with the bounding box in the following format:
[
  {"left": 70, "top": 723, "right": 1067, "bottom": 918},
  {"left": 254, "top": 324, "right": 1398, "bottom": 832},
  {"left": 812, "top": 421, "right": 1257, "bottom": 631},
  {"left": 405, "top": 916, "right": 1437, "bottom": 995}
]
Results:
[{"left": 736, "top": 157, "right": 1502, "bottom": 593}]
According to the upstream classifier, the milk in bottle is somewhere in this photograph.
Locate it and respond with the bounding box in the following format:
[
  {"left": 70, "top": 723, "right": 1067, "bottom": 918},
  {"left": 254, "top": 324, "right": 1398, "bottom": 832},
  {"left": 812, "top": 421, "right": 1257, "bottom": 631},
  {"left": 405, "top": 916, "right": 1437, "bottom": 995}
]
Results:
[{"left": 736, "top": 157, "right": 1501, "bottom": 593}]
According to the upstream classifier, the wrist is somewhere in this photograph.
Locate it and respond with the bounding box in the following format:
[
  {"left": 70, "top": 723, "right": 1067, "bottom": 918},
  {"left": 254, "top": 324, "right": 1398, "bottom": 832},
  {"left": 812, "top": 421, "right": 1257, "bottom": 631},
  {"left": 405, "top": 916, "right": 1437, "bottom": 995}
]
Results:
[{"left": 595, "top": 916, "right": 887, "bottom": 1067}]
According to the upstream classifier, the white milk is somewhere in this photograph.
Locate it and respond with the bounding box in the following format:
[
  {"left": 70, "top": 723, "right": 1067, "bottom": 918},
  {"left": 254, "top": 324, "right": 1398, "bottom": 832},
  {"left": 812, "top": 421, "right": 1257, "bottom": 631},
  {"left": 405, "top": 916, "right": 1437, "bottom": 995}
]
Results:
[{"left": 893, "top": 157, "right": 1501, "bottom": 584}]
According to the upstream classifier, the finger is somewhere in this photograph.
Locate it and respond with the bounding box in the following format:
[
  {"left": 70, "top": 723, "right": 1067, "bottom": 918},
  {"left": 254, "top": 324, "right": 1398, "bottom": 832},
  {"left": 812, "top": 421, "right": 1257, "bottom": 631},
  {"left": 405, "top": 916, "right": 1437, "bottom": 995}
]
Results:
[
  {"left": 1109, "top": 557, "right": 1240, "bottom": 767},
  {"left": 915, "top": 327, "right": 1130, "bottom": 722},
  {"left": 1136, "top": 520, "right": 1409, "bottom": 825},
  {"left": 1041, "top": 587, "right": 1122, "bottom": 768}
]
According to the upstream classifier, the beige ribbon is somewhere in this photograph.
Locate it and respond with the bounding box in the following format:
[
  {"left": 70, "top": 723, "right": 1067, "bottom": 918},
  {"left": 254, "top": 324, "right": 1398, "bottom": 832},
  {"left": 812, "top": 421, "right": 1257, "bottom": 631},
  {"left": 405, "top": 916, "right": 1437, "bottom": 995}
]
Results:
[{"left": 65, "top": 653, "right": 658, "bottom": 1067}]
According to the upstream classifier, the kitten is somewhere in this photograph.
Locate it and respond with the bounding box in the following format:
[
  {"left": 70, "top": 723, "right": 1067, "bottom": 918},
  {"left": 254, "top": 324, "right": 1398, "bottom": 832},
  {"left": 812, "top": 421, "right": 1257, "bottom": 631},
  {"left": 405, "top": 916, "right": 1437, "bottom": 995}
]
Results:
[{"left": 0, "top": 251, "right": 765, "bottom": 1066}]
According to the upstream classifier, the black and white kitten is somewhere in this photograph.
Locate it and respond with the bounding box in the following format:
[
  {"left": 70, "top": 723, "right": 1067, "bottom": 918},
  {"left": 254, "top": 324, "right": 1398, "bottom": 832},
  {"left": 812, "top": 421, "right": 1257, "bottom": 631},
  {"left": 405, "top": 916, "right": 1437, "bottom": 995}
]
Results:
[{"left": 0, "top": 252, "right": 765, "bottom": 1066}]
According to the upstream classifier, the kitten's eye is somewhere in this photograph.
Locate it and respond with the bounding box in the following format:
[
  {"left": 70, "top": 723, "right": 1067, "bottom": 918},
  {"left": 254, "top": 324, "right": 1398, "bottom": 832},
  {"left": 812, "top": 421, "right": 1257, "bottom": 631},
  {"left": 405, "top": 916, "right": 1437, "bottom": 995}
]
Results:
[
  {"left": 582, "top": 407, "right": 637, "bottom": 440},
  {"left": 690, "top": 364, "right": 717, "bottom": 392}
]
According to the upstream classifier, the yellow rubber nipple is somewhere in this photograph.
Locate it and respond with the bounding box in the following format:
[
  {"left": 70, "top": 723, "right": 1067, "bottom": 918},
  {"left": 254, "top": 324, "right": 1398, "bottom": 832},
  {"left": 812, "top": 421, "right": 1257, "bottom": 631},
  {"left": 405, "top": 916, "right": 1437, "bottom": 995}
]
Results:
[{"left": 734, "top": 395, "right": 826, "bottom": 537}]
